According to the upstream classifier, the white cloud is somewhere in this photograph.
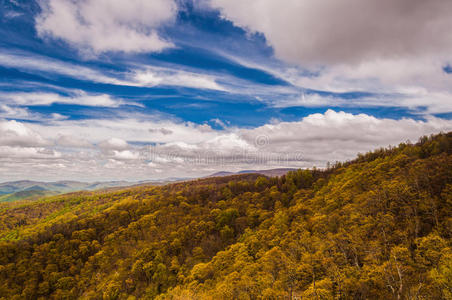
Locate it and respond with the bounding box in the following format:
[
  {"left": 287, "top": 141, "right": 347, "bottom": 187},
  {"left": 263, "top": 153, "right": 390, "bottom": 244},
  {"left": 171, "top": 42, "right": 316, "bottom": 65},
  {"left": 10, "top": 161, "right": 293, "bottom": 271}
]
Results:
[
  {"left": 0, "top": 104, "right": 31, "bottom": 119},
  {"left": 0, "top": 91, "right": 125, "bottom": 108},
  {"left": 271, "top": 88, "right": 452, "bottom": 116},
  {"left": 0, "top": 146, "right": 60, "bottom": 159},
  {"left": 132, "top": 67, "right": 226, "bottom": 91},
  {"left": 286, "top": 57, "right": 452, "bottom": 95},
  {"left": 0, "top": 52, "right": 126, "bottom": 85},
  {"left": 113, "top": 150, "right": 140, "bottom": 160},
  {"left": 210, "top": 0, "right": 452, "bottom": 66},
  {"left": 272, "top": 93, "right": 342, "bottom": 108},
  {"left": 98, "top": 138, "right": 129, "bottom": 151},
  {"left": 0, "top": 120, "right": 49, "bottom": 147},
  {"left": 211, "top": 118, "right": 228, "bottom": 128},
  {"left": 28, "top": 118, "right": 220, "bottom": 146},
  {"left": 57, "top": 135, "right": 93, "bottom": 149},
  {"left": 36, "top": 0, "right": 177, "bottom": 53},
  {"left": 0, "top": 51, "right": 227, "bottom": 91},
  {"left": 0, "top": 104, "right": 72, "bottom": 122}
]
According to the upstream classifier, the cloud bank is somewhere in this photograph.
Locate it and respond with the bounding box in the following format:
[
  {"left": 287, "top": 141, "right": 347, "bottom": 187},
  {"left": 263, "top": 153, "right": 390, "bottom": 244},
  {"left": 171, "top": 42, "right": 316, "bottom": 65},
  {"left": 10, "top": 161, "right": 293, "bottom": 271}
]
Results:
[{"left": 1, "top": 110, "right": 452, "bottom": 181}]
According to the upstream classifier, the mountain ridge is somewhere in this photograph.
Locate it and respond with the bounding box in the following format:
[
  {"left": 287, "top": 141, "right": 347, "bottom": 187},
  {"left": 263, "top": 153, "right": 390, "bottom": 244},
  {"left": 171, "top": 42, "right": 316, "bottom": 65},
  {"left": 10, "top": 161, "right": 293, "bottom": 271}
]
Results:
[{"left": 208, "top": 168, "right": 298, "bottom": 178}]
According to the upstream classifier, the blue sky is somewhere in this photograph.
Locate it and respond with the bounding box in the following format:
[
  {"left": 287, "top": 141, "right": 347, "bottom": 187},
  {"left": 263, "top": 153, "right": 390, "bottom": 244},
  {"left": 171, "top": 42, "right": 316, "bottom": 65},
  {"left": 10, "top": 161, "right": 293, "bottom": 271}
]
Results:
[{"left": 1, "top": 0, "right": 452, "bottom": 181}]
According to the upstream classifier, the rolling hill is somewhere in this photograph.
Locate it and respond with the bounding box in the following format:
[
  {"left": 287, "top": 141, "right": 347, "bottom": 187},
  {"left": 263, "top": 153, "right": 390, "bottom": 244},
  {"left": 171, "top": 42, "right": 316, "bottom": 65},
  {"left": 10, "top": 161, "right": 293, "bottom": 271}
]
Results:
[{"left": 0, "top": 189, "right": 57, "bottom": 203}]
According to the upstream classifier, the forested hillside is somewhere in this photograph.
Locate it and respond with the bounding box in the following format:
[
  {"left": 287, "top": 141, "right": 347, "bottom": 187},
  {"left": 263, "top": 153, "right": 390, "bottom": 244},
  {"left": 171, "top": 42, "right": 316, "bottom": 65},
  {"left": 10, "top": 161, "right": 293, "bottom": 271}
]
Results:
[{"left": 0, "top": 133, "right": 451, "bottom": 299}]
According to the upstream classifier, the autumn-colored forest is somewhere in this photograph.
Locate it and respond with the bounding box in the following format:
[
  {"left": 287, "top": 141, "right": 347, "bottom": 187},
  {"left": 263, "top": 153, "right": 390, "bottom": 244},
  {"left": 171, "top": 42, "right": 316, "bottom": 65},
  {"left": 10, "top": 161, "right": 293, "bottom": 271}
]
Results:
[{"left": 0, "top": 132, "right": 451, "bottom": 299}]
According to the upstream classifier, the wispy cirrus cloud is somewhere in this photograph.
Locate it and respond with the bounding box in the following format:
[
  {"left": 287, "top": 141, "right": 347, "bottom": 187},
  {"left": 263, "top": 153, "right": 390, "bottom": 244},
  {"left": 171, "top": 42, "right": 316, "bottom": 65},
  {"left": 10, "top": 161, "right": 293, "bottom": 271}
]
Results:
[
  {"left": 0, "top": 51, "right": 126, "bottom": 85},
  {"left": 271, "top": 90, "right": 452, "bottom": 115},
  {"left": 132, "top": 66, "right": 226, "bottom": 91},
  {"left": 0, "top": 91, "right": 128, "bottom": 108},
  {"left": 0, "top": 51, "right": 228, "bottom": 91}
]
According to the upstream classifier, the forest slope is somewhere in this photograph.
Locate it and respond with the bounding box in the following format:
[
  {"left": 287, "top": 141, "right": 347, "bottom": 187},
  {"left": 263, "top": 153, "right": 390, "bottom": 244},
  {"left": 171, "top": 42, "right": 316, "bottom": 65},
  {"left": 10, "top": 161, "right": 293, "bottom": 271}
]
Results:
[{"left": 0, "top": 133, "right": 451, "bottom": 299}]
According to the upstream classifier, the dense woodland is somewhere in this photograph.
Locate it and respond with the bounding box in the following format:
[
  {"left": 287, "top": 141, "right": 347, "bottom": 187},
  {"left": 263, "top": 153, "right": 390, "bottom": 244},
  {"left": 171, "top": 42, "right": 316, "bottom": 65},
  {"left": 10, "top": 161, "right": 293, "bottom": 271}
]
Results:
[{"left": 0, "top": 132, "right": 451, "bottom": 299}]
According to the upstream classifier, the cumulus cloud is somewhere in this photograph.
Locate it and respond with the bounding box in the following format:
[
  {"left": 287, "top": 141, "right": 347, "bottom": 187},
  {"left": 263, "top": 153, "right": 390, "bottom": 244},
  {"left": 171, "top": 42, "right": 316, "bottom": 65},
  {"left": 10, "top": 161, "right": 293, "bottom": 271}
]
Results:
[
  {"left": 112, "top": 150, "right": 140, "bottom": 160},
  {"left": 0, "top": 120, "right": 49, "bottom": 147},
  {"left": 98, "top": 138, "right": 129, "bottom": 151},
  {"left": 36, "top": 0, "right": 177, "bottom": 53},
  {"left": 210, "top": 0, "right": 452, "bottom": 65},
  {"left": 0, "top": 120, "right": 60, "bottom": 169}
]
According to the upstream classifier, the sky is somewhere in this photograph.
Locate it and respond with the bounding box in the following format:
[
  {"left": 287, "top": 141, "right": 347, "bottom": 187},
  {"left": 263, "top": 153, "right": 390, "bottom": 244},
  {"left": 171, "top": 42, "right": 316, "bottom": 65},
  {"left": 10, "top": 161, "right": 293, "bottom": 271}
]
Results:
[{"left": 1, "top": 0, "right": 452, "bottom": 182}]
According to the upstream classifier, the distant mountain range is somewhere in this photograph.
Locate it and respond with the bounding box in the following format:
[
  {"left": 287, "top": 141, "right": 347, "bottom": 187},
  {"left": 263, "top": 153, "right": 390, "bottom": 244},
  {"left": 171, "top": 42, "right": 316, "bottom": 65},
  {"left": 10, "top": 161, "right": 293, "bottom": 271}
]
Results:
[
  {"left": 0, "top": 169, "right": 297, "bottom": 202},
  {"left": 208, "top": 168, "right": 298, "bottom": 178},
  {"left": 0, "top": 180, "right": 133, "bottom": 195},
  {"left": 0, "top": 179, "right": 187, "bottom": 202},
  {"left": 0, "top": 180, "right": 139, "bottom": 202}
]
